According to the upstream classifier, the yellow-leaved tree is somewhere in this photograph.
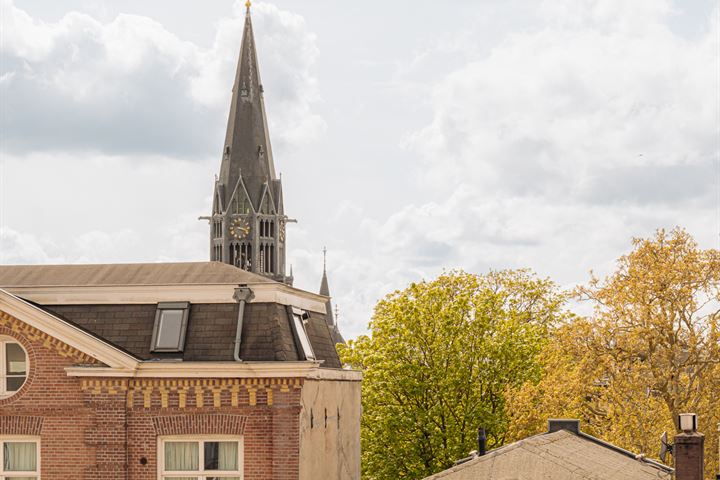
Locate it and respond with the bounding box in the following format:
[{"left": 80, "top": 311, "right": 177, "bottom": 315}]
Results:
[{"left": 507, "top": 228, "right": 720, "bottom": 478}]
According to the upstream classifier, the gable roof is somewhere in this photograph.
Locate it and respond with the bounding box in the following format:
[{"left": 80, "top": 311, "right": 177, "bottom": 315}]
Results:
[
  {"left": 0, "top": 262, "right": 274, "bottom": 287},
  {"left": 424, "top": 430, "right": 672, "bottom": 480}
]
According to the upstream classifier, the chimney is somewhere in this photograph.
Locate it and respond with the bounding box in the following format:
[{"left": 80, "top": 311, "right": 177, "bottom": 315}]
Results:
[
  {"left": 547, "top": 419, "right": 580, "bottom": 435},
  {"left": 674, "top": 413, "right": 704, "bottom": 480},
  {"left": 477, "top": 428, "right": 487, "bottom": 456}
]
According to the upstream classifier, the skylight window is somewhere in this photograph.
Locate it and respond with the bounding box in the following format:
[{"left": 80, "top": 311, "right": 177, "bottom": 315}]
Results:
[
  {"left": 151, "top": 302, "right": 190, "bottom": 353},
  {"left": 291, "top": 307, "right": 315, "bottom": 361}
]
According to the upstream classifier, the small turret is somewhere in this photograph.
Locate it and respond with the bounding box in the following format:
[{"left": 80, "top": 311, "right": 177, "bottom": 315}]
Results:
[{"left": 320, "top": 248, "right": 345, "bottom": 345}]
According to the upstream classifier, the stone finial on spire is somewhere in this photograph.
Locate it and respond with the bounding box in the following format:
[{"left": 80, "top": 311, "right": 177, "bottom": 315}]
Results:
[{"left": 320, "top": 248, "right": 330, "bottom": 297}]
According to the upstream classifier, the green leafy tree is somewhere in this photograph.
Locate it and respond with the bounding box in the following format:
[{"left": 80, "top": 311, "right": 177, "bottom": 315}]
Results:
[
  {"left": 507, "top": 228, "right": 720, "bottom": 478},
  {"left": 339, "top": 270, "right": 569, "bottom": 480}
]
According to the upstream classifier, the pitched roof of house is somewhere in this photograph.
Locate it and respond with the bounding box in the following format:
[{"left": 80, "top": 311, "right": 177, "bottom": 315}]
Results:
[
  {"left": 36, "top": 303, "right": 338, "bottom": 367},
  {"left": 0, "top": 262, "right": 274, "bottom": 287},
  {"left": 0, "top": 262, "right": 342, "bottom": 368},
  {"left": 424, "top": 428, "right": 672, "bottom": 480}
]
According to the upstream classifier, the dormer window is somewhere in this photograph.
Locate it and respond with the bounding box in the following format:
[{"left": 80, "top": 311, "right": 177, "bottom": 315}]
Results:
[
  {"left": 151, "top": 302, "right": 190, "bottom": 353},
  {"left": 290, "top": 307, "right": 315, "bottom": 361}
]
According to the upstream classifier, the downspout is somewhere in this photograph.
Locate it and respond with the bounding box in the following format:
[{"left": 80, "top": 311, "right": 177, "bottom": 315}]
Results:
[{"left": 233, "top": 286, "right": 255, "bottom": 361}]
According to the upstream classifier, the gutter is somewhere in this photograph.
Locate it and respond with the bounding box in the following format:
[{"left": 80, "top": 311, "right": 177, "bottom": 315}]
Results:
[{"left": 233, "top": 286, "right": 255, "bottom": 361}]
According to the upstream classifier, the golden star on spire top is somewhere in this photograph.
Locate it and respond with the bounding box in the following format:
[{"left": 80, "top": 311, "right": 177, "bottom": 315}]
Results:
[{"left": 245, "top": 0, "right": 252, "bottom": 10}]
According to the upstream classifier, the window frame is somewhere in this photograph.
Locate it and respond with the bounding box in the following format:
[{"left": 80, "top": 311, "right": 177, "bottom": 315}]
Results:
[
  {"left": 150, "top": 302, "right": 191, "bottom": 353},
  {"left": 157, "top": 435, "right": 244, "bottom": 479},
  {"left": 290, "top": 307, "right": 316, "bottom": 361},
  {"left": 0, "top": 337, "right": 28, "bottom": 398},
  {"left": 0, "top": 436, "right": 40, "bottom": 479}
]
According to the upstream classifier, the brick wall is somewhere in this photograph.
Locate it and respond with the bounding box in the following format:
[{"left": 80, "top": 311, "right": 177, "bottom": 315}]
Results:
[
  {"left": 0, "top": 318, "right": 98, "bottom": 479},
  {"left": 0, "top": 310, "right": 305, "bottom": 479}
]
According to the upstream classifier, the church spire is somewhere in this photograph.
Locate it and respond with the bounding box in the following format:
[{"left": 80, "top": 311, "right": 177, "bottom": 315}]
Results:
[
  {"left": 209, "top": 5, "right": 290, "bottom": 284},
  {"left": 319, "top": 248, "right": 345, "bottom": 344},
  {"left": 218, "top": 4, "right": 277, "bottom": 211},
  {"left": 320, "top": 247, "right": 330, "bottom": 297}
]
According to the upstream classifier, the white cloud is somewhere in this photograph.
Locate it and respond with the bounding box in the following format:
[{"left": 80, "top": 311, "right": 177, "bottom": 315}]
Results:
[
  {"left": 0, "top": 225, "right": 147, "bottom": 265},
  {"left": 1, "top": 0, "right": 716, "bottom": 342},
  {"left": 405, "top": 4, "right": 718, "bottom": 205},
  {"left": 0, "top": 227, "right": 60, "bottom": 264},
  {"left": 295, "top": 0, "right": 720, "bottom": 339},
  {"left": 0, "top": 0, "right": 324, "bottom": 156}
]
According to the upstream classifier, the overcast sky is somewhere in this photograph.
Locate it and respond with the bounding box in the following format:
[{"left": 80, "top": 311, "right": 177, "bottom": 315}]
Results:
[{"left": 1, "top": 0, "right": 718, "bottom": 339}]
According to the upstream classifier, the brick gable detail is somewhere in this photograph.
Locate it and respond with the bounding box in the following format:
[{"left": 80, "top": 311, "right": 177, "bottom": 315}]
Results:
[{"left": 0, "top": 310, "right": 100, "bottom": 365}]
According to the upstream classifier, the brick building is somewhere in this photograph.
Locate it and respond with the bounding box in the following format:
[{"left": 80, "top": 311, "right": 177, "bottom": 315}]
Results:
[{"left": 0, "top": 262, "right": 360, "bottom": 479}]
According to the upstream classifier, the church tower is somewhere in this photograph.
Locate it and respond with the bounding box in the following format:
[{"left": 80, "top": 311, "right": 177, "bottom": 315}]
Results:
[{"left": 208, "top": 2, "right": 291, "bottom": 284}]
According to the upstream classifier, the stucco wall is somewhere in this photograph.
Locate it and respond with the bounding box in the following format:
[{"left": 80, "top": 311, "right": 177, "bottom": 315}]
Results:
[{"left": 299, "top": 377, "right": 361, "bottom": 480}]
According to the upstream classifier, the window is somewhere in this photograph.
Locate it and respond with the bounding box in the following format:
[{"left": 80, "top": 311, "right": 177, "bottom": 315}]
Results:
[
  {"left": 290, "top": 308, "right": 315, "bottom": 361},
  {"left": 159, "top": 437, "right": 243, "bottom": 480},
  {"left": 150, "top": 303, "right": 190, "bottom": 353},
  {"left": 0, "top": 437, "right": 39, "bottom": 479},
  {"left": 0, "top": 338, "right": 27, "bottom": 398},
  {"left": 231, "top": 194, "right": 250, "bottom": 215}
]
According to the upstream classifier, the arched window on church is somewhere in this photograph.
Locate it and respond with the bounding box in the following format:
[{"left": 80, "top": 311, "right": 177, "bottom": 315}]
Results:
[
  {"left": 239, "top": 243, "right": 252, "bottom": 271},
  {"left": 260, "top": 197, "right": 272, "bottom": 215},
  {"left": 232, "top": 193, "right": 250, "bottom": 215}
]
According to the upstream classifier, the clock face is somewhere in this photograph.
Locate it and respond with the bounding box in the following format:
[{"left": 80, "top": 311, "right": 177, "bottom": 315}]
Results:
[{"left": 229, "top": 218, "right": 251, "bottom": 239}]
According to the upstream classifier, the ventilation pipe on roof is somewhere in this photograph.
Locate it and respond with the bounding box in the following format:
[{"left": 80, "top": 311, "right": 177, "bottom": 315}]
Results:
[
  {"left": 477, "top": 428, "right": 487, "bottom": 456},
  {"left": 233, "top": 287, "right": 255, "bottom": 361}
]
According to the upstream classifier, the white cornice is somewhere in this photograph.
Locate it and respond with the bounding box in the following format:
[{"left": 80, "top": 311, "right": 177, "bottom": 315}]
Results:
[
  {"left": 0, "top": 289, "right": 138, "bottom": 369},
  {"left": 65, "top": 361, "right": 362, "bottom": 381},
  {"left": 4, "top": 284, "right": 327, "bottom": 314}
]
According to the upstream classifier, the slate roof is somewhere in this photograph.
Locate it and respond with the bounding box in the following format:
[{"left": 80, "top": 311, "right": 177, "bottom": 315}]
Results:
[
  {"left": 41, "top": 303, "right": 341, "bottom": 368},
  {"left": 0, "top": 262, "right": 342, "bottom": 368},
  {"left": 0, "top": 262, "right": 274, "bottom": 286},
  {"left": 423, "top": 429, "right": 672, "bottom": 480}
]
